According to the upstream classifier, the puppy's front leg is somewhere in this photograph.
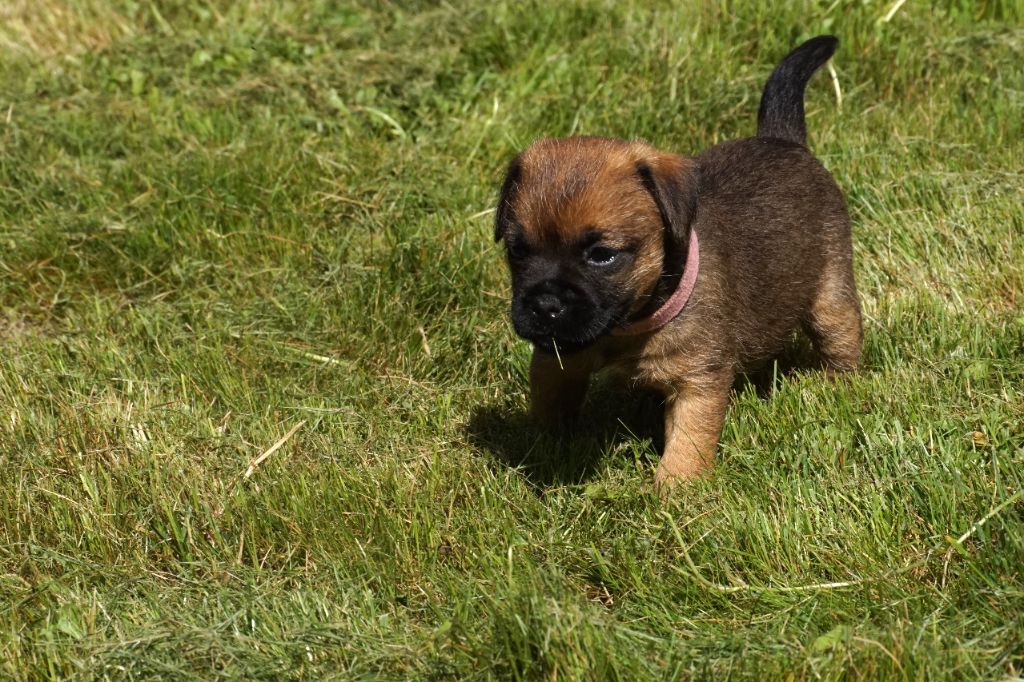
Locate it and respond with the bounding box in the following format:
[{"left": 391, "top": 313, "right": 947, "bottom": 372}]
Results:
[
  {"left": 529, "top": 350, "right": 591, "bottom": 430},
  {"left": 655, "top": 379, "right": 732, "bottom": 490}
]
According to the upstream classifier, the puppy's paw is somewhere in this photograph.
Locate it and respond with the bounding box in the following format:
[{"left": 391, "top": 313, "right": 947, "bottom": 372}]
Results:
[{"left": 653, "top": 462, "right": 704, "bottom": 497}]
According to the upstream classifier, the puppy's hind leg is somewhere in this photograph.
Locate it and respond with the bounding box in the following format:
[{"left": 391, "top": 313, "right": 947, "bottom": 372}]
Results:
[{"left": 803, "top": 268, "right": 863, "bottom": 373}]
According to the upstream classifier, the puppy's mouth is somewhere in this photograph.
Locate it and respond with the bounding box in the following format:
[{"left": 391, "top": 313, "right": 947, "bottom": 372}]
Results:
[{"left": 526, "top": 331, "right": 603, "bottom": 356}]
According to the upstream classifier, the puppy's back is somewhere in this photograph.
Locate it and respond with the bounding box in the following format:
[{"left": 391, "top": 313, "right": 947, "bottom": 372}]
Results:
[{"left": 693, "top": 137, "right": 850, "bottom": 364}]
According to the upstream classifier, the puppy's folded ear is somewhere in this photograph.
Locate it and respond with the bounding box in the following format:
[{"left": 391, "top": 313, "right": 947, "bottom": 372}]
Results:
[
  {"left": 636, "top": 154, "right": 699, "bottom": 255},
  {"left": 494, "top": 157, "right": 523, "bottom": 242}
]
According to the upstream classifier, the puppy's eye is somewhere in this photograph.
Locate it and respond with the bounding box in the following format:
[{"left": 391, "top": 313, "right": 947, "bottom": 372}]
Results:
[{"left": 585, "top": 245, "right": 619, "bottom": 266}]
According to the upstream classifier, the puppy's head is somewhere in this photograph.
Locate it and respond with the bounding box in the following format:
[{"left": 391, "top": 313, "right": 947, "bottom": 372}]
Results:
[{"left": 495, "top": 136, "right": 698, "bottom": 354}]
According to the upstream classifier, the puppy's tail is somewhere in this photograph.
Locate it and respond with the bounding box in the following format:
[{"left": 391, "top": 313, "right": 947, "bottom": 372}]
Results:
[{"left": 757, "top": 35, "right": 838, "bottom": 146}]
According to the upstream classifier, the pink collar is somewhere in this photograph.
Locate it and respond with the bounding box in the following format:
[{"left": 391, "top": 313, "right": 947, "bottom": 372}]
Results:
[{"left": 612, "top": 229, "right": 699, "bottom": 336}]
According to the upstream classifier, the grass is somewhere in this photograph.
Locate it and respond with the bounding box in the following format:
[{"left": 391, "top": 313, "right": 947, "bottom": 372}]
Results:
[{"left": 1, "top": 0, "right": 1022, "bottom": 678}]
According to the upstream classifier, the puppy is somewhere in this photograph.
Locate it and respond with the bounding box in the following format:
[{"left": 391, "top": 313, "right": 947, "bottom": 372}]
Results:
[{"left": 494, "top": 36, "right": 862, "bottom": 489}]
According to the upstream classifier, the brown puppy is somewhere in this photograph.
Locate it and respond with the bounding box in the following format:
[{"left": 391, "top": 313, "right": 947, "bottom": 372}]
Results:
[{"left": 494, "top": 36, "right": 862, "bottom": 489}]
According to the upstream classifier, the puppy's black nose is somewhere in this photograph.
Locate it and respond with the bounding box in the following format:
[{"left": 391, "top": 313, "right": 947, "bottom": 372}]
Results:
[{"left": 531, "top": 293, "right": 566, "bottom": 320}]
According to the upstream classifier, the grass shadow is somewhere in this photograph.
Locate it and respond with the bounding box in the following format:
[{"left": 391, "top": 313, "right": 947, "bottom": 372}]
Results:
[{"left": 465, "top": 381, "right": 665, "bottom": 492}]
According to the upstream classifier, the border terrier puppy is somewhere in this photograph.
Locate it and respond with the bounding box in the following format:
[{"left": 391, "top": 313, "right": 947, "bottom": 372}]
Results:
[{"left": 494, "top": 36, "right": 862, "bottom": 490}]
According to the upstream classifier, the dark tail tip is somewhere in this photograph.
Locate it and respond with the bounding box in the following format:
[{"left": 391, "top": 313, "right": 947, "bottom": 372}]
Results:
[{"left": 757, "top": 35, "right": 838, "bottom": 146}]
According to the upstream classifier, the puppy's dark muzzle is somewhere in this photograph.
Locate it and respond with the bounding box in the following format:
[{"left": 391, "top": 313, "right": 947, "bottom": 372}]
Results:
[{"left": 511, "top": 279, "right": 608, "bottom": 354}]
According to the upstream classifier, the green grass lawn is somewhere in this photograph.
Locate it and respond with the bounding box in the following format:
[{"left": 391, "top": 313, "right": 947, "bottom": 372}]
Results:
[{"left": 1, "top": 1, "right": 1022, "bottom": 679}]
